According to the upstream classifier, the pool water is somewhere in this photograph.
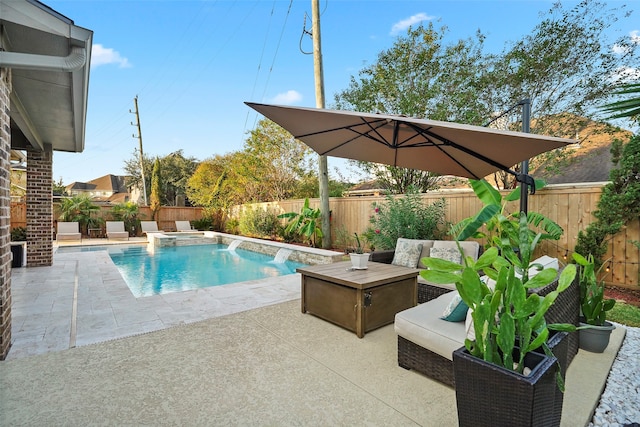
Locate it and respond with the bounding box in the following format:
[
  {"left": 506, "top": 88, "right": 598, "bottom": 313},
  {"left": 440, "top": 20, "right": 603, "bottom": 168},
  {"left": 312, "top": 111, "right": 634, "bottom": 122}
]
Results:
[{"left": 58, "top": 244, "right": 307, "bottom": 297}]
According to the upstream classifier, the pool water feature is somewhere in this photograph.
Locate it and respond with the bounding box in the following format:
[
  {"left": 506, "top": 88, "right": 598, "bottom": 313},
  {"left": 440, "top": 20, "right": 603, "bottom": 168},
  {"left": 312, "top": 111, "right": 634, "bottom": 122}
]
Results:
[{"left": 59, "top": 243, "right": 307, "bottom": 298}]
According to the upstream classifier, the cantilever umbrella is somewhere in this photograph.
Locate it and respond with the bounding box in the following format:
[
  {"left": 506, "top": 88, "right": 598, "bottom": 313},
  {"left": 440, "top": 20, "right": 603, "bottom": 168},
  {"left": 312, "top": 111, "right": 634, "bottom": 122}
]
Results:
[{"left": 245, "top": 102, "right": 577, "bottom": 209}]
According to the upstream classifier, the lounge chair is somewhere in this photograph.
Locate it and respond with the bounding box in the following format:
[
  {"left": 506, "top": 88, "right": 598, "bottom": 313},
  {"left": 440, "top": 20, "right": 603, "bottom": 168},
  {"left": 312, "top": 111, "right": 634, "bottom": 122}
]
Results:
[
  {"left": 56, "top": 222, "right": 82, "bottom": 241},
  {"left": 175, "top": 221, "right": 193, "bottom": 232},
  {"left": 106, "top": 221, "right": 129, "bottom": 240},
  {"left": 140, "top": 221, "right": 162, "bottom": 235}
]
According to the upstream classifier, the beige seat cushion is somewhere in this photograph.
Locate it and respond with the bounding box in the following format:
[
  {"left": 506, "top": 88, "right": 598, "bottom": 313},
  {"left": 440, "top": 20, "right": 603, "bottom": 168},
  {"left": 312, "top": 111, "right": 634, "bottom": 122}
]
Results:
[{"left": 395, "top": 292, "right": 467, "bottom": 361}]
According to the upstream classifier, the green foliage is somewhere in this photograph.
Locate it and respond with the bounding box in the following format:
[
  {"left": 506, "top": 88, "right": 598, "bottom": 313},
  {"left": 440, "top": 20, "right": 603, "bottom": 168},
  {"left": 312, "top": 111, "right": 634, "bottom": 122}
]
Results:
[
  {"left": 58, "top": 194, "right": 102, "bottom": 235},
  {"left": 278, "top": 198, "right": 323, "bottom": 248},
  {"left": 353, "top": 233, "right": 364, "bottom": 254},
  {"left": 199, "top": 207, "right": 227, "bottom": 232},
  {"left": 124, "top": 150, "right": 198, "bottom": 207},
  {"left": 110, "top": 202, "right": 142, "bottom": 236},
  {"left": 454, "top": 180, "right": 562, "bottom": 265},
  {"left": 367, "top": 189, "right": 448, "bottom": 250},
  {"left": 10, "top": 227, "right": 26, "bottom": 242},
  {"left": 332, "top": 225, "right": 352, "bottom": 252},
  {"left": 601, "top": 82, "right": 640, "bottom": 123},
  {"left": 150, "top": 158, "right": 162, "bottom": 220},
  {"left": 576, "top": 134, "right": 640, "bottom": 267},
  {"left": 573, "top": 253, "right": 616, "bottom": 326},
  {"left": 224, "top": 218, "right": 240, "bottom": 235},
  {"left": 191, "top": 217, "right": 212, "bottom": 231},
  {"left": 422, "top": 213, "right": 577, "bottom": 383},
  {"left": 334, "top": 1, "right": 638, "bottom": 187},
  {"left": 238, "top": 208, "right": 281, "bottom": 239}
]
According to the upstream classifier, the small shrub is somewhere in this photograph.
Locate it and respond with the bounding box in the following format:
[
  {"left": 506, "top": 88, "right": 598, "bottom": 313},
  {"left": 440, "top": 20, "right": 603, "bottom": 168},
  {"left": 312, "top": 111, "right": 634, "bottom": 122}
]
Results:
[
  {"left": 225, "top": 218, "right": 240, "bottom": 235},
  {"left": 11, "top": 227, "right": 27, "bottom": 241},
  {"left": 367, "top": 188, "right": 448, "bottom": 250},
  {"left": 238, "top": 208, "right": 282, "bottom": 239}
]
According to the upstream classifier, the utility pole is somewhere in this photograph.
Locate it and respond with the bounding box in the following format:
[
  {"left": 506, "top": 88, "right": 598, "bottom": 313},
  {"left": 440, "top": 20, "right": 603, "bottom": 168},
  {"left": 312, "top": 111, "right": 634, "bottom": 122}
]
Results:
[
  {"left": 130, "top": 95, "right": 148, "bottom": 205},
  {"left": 312, "top": 0, "right": 331, "bottom": 249}
]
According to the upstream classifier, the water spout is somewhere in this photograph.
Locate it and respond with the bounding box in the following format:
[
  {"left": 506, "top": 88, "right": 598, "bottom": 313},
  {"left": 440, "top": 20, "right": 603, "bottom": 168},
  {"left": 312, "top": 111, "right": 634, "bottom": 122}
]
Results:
[
  {"left": 273, "top": 248, "right": 293, "bottom": 264},
  {"left": 227, "top": 240, "right": 242, "bottom": 251}
]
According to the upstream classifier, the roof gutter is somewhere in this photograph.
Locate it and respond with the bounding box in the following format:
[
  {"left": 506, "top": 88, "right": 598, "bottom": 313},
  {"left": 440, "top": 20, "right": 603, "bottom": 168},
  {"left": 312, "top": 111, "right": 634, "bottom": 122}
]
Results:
[{"left": 0, "top": 45, "right": 86, "bottom": 71}]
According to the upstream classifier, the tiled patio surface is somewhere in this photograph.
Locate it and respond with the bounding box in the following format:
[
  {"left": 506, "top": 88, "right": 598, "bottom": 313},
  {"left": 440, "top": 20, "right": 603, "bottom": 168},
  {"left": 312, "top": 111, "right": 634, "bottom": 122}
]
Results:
[{"left": 1, "top": 240, "right": 625, "bottom": 425}]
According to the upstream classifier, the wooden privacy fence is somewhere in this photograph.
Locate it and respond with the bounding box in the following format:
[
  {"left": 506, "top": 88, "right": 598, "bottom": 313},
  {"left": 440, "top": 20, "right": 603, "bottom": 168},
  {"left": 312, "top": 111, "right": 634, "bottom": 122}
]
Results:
[
  {"left": 233, "top": 183, "right": 640, "bottom": 289},
  {"left": 10, "top": 204, "right": 203, "bottom": 236}
]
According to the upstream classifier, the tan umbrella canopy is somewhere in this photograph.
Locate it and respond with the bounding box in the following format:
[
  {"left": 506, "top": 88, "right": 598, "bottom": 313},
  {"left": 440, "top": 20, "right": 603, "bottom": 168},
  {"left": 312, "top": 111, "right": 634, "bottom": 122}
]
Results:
[{"left": 245, "top": 102, "right": 576, "bottom": 183}]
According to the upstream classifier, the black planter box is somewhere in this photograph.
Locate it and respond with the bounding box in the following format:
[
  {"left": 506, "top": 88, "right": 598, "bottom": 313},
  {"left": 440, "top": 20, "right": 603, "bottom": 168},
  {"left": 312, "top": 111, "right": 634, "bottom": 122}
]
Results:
[{"left": 453, "top": 346, "right": 559, "bottom": 427}]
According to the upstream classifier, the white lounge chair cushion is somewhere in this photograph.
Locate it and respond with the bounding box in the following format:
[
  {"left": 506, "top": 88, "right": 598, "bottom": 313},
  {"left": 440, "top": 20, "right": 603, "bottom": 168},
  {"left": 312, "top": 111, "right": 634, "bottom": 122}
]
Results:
[{"left": 395, "top": 292, "right": 467, "bottom": 361}]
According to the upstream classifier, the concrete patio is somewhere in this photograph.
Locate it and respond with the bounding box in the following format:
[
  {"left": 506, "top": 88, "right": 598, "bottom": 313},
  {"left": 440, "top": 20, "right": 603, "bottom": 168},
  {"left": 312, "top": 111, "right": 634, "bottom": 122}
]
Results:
[{"left": 0, "top": 244, "right": 626, "bottom": 426}]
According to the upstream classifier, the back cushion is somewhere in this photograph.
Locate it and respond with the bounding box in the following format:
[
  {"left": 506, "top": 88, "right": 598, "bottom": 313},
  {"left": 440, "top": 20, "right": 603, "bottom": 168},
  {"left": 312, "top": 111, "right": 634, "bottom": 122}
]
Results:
[
  {"left": 432, "top": 240, "right": 480, "bottom": 262},
  {"left": 392, "top": 238, "right": 424, "bottom": 268}
]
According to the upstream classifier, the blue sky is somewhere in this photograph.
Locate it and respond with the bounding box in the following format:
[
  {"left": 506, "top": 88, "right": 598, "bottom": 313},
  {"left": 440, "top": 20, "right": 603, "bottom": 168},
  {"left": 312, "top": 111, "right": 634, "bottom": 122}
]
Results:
[{"left": 46, "top": 0, "right": 638, "bottom": 185}]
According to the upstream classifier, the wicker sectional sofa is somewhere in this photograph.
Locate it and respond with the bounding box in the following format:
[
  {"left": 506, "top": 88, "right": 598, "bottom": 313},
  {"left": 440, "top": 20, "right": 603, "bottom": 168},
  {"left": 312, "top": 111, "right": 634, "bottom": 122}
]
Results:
[
  {"left": 391, "top": 253, "right": 580, "bottom": 388},
  {"left": 370, "top": 239, "right": 481, "bottom": 304}
]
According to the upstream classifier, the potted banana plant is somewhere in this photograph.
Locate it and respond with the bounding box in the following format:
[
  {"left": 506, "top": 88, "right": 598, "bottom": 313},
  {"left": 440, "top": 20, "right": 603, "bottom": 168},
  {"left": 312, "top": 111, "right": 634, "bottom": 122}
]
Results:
[
  {"left": 573, "top": 253, "right": 616, "bottom": 353},
  {"left": 422, "top": 179, "right": 577, "bottom": 427}
]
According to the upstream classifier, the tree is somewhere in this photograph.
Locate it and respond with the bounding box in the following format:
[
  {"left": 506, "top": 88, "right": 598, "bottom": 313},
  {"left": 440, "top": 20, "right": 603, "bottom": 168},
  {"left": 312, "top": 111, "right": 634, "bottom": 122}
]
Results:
[
  {"left": 58, "top": 194, "right": 101, "bottom": 235},
  {"left": 52, "top": 177, "right": 67, "bottom": 196},
  {"left": 186, "top": 154, "right": 238, "bottom": 209},
  {"left": 149, "top": 158, "right": 162, "bottom": 220},
  {"left": 334, "top": 0, "right": 639, "bottom": 189},
  {"left": 110, "top": 201, "right": 141, "bottom": 236},
  {"left": 243, "top": 119, "right": 315, "bottom": 201},
  {"left": 486, "top": 0, "right": 638, "bottom": 185},
  {"left": 334, "top": 23, "right": 490, "bottom": 193},
  {"left": 123, "top": 150, "right": 198, "bottom": 206},
  {"left": 575, "top": 134, "right": 640, "bottom": 267}
]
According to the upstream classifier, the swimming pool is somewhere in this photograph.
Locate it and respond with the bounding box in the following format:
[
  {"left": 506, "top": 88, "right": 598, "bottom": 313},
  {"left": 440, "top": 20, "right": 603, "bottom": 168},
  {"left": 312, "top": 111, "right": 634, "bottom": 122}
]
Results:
[{"left": 58, "top": 244, "right": 307, "bottom": 297}]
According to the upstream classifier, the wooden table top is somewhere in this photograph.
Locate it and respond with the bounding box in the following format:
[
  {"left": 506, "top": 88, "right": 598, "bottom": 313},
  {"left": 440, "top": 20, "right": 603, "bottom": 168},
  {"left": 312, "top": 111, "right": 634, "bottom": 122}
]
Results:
[{"left": 297, "top": 261, "right": 420, "bottom": 289}]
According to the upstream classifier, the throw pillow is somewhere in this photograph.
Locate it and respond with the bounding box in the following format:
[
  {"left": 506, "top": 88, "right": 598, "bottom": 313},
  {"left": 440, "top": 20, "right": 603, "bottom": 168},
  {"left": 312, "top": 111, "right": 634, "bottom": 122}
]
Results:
[
  {"left": 391, "top": 239, "right": 424, "bottom": 268},
  {"left": 441, "top": 293, "right": 469, "bottom": 322},
  {"left": 429, "top": 247, "right": 462, "bottom": 265}
]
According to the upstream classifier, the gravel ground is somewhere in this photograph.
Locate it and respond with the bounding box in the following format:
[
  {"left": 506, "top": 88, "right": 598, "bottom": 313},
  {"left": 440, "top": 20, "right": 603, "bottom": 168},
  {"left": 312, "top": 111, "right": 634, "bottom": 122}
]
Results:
[{"left": 589, "top": 324, "right": 640, "bottom": 427}]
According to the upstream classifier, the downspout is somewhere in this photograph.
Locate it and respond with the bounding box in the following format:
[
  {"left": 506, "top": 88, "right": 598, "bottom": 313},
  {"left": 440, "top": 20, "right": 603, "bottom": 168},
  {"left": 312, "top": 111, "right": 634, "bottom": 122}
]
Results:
[{"left": 0, "top": 45, "right": 86, "bottom": 71}]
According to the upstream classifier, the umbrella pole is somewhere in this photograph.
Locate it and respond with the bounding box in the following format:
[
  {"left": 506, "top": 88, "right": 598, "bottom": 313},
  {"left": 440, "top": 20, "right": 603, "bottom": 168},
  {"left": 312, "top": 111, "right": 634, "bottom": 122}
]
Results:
[{"left": 519, "top": 99, "right": 531, "bottom": 215}]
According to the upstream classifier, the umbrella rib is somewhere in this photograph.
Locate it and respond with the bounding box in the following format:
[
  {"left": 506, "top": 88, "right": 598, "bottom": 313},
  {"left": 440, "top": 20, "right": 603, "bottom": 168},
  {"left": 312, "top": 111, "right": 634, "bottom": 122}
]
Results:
[
  {"left": 414, "top": 124, "right": 518, "bottom": 179},
  {"left": 295, "top": 117, "right": 395, "bottom": 156}
]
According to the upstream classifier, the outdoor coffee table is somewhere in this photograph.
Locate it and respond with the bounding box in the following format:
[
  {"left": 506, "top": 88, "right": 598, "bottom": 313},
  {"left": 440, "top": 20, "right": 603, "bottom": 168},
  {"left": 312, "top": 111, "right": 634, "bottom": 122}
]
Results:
[{"left": 297, "top": 261, "right": 419, "bottom": 338}]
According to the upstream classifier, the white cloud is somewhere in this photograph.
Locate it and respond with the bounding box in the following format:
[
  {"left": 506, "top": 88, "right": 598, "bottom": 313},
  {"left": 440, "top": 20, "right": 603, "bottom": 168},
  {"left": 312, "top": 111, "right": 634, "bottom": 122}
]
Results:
[
  {"left": 612, "top": 30, "right": 640, "bottom": 54},
  {"left": 390, "top": 13, "right": 434, "bottom": 35},
  {"left": 270, "top": 90, "right": 302, "bottom": 105},
  {"left": 612, "top": 66, "right": 640, "bottom": 82},
  {"left": 91, "top": 44, "right": 131, "bottom": 68}
]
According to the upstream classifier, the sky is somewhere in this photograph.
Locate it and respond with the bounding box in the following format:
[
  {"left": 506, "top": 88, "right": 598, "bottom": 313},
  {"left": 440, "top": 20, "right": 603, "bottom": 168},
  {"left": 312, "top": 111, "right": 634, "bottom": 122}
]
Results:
[{"left": 44, "top": 0, "right": 639, "bottom": 185}]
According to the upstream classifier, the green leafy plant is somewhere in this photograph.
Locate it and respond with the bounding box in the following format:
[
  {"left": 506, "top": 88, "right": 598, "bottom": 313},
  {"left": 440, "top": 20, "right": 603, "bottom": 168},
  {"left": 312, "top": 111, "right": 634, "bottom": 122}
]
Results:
[
  {"left": 353, "top": 233, "right": 364, "bottom": 254},
  {"left": 238, "top": 207, "right": 281, "bottom": 239},
  {"left": 367, "top": 188, "right": 447, "bottom": 250},
  {"left": 10, "top": 227, "right": 26, "bottom": 242},
  {"left": 58, "top": 194, "right": 102, "bottom": 235},
  {"left": 575, "top": 135, "right": 640, "bottom": 268},
  {"left": 278, "top": 198, "right": 323, "bottom": 247},
  {"left": 453, "top": 179, "right": 562, "bottom": 255},
  {"left": 423, "top": 215, "right": 577, "bottom": 380},
  {"left": 573, "top": 253, "right": 616, "bottom": 326},
  {"left": 110, "top": 202, "right": 142, "bottom": 236}
]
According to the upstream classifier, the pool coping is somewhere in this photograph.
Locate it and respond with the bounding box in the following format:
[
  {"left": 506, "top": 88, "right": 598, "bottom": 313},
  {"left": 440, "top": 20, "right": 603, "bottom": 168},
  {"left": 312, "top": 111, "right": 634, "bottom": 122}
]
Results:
[{"left": 146, "top": 231, "right": 346, "bottom": 265}]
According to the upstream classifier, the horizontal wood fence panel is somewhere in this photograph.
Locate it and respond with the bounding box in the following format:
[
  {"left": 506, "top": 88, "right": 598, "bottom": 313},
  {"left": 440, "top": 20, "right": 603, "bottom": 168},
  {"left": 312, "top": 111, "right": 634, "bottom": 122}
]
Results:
[{"left": 234, "top": 183, "right": 639, "bottom": 289}]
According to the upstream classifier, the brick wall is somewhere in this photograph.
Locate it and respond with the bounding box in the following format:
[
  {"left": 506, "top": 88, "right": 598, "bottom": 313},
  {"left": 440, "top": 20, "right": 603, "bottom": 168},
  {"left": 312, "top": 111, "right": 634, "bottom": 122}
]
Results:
[
  {"left": 26, "top": 145, "right": 53, "bottom": 267},
  {"left": 0, "top": 68, "right": 12, "bottom": 359}
]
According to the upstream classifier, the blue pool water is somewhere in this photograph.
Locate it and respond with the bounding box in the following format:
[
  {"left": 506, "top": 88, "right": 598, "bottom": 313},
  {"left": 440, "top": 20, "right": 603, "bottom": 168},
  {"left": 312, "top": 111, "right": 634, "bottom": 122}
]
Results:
[{"left": 58, "top": 244, "right": 307, "bottom": 297}]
